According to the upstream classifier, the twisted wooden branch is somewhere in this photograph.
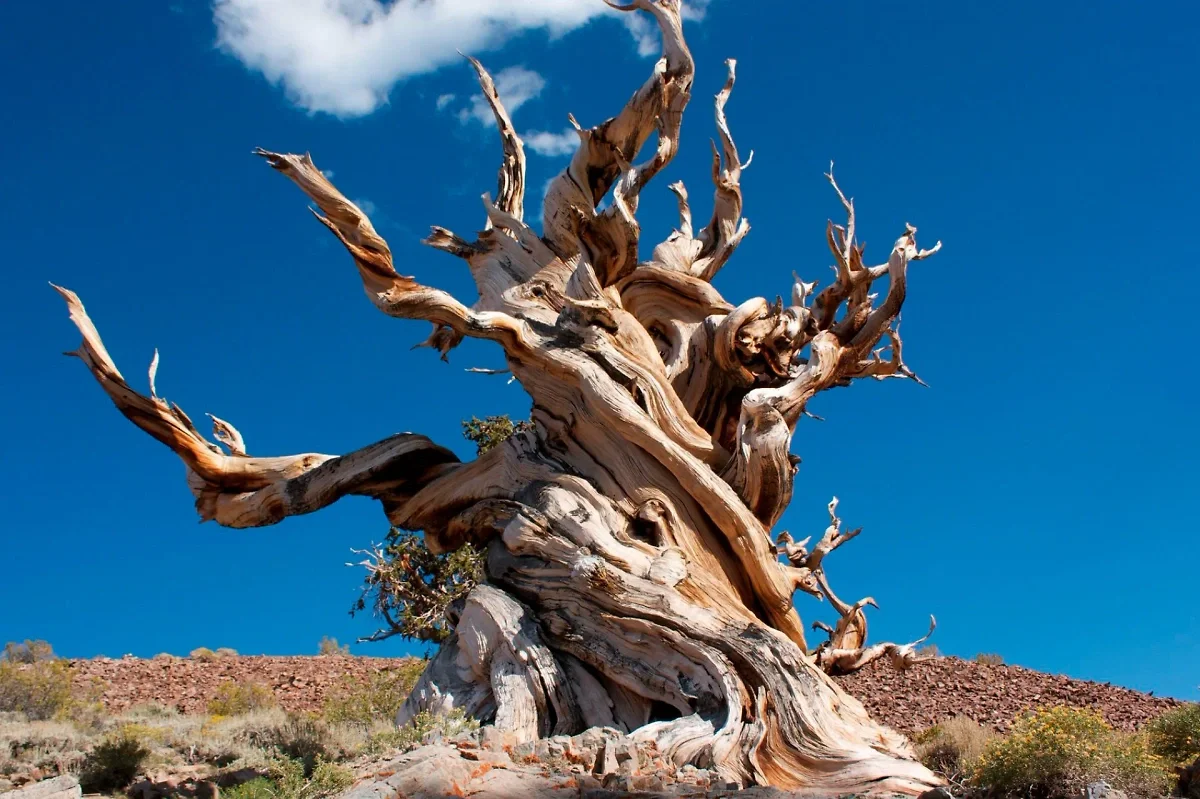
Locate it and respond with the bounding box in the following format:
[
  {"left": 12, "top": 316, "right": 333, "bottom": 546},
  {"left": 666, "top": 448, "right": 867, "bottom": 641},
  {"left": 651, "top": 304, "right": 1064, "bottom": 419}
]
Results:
[{"left": 53, "top": 286, "right": 459, "bottom": 528}]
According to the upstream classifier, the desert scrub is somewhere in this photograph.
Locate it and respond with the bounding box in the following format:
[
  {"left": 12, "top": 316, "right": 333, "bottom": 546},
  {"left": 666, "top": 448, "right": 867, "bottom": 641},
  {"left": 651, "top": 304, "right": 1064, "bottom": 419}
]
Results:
[
  {"left": 250, "top": 715, "right": 348, "bottom": 776},
  {"left": 80, "top": 726, "right": 151, "bottom": 793},
  {"left": 914, "top": 716, "right": 995, "bottom": 789},
  {"left": 2, "top": 642, "right": 56, "bottom": 665},
  {"left": 974, "top": 653, "right": 1005, "bottom": 666},
  {"left": 0, "top": 715, "right": 89, "bottom": 779},
  {"left": 322, "top": 661, "right": 425, "bottom": 726},
  {"left": 122, "top": 702, "right": 179, "bottom": 720},
  {"left": 317, "top": 637, "right": 349, "bottom": 656},
  {"left": 1147, "top": 703, "right": 1200, "bottom": 766},
  {"left": 364, "top": 708, "right": 477, "bottom": 755},
  {"left": 0, "top": 643, "right": 73, "bottom": 720},
  {"left": 190, "top": 647, "right": 219, "bottom": 662},
  {"left": 182, "top": 709, "right": 288, "bottom": 768},
  {"left": 207, "top": 682, "right": 278, "bottom": 716},
  {"left": 224, "top": 757, "right": 353, "bottom": 799},
  {"left": 973, "top": 706, "right": 1171, "bottom": 799}
]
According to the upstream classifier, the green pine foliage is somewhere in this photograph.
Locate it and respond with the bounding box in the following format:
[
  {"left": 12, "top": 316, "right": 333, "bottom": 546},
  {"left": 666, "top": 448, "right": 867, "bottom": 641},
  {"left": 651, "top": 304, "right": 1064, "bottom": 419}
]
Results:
[{"left": 350, "top": 416, "right": 528, "bottom": 644}]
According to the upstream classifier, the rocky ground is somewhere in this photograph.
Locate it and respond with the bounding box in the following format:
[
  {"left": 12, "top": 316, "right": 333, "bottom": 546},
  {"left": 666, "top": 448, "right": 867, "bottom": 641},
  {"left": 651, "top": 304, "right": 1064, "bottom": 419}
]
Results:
[
  {"left": 0, "top": 655, "right": 1185, "bottom": 799},
  {"left": 70, "top": 654, "right": 1181, "bottom": 733},
  {"left": 69, "top": 654, "right": 413, "bottom": 717},
  {"left": 339, "top": 725, "right": 851, "bottom": 799},
  {"left": 838, "top": 656, "right": 1179, "bottom": 733}
]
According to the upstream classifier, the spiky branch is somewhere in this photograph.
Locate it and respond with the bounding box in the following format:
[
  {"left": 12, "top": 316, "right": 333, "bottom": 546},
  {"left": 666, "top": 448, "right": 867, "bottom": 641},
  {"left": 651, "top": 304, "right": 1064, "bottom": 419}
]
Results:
[{"left": 55, "top": 2, "right": 945, "bottom": 793}]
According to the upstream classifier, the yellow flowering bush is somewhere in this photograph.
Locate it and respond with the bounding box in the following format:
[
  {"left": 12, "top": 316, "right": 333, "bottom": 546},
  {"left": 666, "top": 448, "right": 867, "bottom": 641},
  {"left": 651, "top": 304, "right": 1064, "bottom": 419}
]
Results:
[
  {"left": 972, "top": 706, "right": 1170, "bottom": 798},
  {"left": 1147, "top": 703, "right": 1200, "bottom": 766},
  {"left": 0, "top": 655, "right": 73, "bottom": 721}
]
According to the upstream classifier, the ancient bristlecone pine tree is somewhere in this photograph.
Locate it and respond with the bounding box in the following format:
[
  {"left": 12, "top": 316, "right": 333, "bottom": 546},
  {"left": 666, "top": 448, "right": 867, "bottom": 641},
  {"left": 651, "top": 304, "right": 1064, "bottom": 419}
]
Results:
[{"left": 55, "top": 2, "right": 944, "bottom": 792}]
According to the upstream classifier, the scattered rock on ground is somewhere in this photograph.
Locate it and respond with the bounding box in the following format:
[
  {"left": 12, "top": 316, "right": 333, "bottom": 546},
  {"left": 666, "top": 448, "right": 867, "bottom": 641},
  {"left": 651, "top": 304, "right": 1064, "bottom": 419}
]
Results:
[
  {"left": 0, "top": 776, "right": 81, "bottom": 799},
  {"left": 68, "top": 655, "right": 418, "bottom": 715},
  {"left": 342, "top": 727, "right": 806, "bottom": 798},
  {"left": 69, "top": 654, "right": 1180, "bottom": 734},
  {"left": 837, "top": 656, "right": 1179, "bottom": 733}
]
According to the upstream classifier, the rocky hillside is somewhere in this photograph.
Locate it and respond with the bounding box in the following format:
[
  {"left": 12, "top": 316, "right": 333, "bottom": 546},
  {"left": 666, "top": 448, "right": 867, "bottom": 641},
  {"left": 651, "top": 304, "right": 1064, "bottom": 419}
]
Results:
[
  {"left": 838, "top": 656, "right": 1178, "bottom": 732},
  {"left": 69, "top": 654, "right": 1180, "bottom": 732}
]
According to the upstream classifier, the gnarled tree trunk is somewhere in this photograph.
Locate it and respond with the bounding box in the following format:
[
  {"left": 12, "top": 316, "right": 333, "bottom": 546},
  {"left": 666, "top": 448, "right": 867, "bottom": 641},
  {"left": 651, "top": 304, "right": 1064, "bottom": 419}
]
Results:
[{"left": 54, "top": 1, "right": 944, "bottom": 792}]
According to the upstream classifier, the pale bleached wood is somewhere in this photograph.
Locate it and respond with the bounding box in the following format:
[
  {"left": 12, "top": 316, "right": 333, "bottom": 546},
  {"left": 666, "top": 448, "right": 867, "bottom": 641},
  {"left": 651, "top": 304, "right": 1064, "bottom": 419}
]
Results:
[{"left": 54, "top": 1, "right": 946, "bottom": 792}]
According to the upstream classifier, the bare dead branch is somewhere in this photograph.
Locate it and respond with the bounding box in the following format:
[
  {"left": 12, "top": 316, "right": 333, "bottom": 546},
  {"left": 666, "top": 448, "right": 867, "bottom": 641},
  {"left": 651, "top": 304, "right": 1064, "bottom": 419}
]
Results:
[
  {"left": 464, "top": 55, "right": 527, "bottom": 226},
  {"left": 54, "top": 284, "right": 459, "bottom": 527},
  {"left": 254, "top": 148, "right": 532, "bottom": 354}
]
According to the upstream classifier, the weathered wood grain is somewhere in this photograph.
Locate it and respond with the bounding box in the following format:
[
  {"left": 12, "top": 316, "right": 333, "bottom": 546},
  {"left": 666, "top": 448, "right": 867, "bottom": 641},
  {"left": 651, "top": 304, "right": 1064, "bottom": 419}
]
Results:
[{"left": 55, "top": 1, "right": 945, "bottom": 792}]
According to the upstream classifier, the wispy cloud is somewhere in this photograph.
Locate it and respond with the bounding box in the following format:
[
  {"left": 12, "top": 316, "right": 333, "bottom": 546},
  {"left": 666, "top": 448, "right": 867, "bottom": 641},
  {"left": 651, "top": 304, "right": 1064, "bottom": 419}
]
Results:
[
  {"left": 353, "top": 198, "right": 377, "bottom": 216},
  {"left": 524, "top": 128, "right": 577, "bottom": 157},
  {"left": 213, "top": 0, "right": 715, "bottom": 118},
  {"left": 625, "top": 0, "right": 710, "bottom": 57},
  {"left": 435, "top": 93, "right": 457, "bottom": 111},
  {"left": 457, "top": 66, "right": 545, "bottom": 127},
  {"left": 682, "top": 0, "right": 712, "bottom": 20},
  {"left": 621, "top": 13, "right": 659, "bottom": 58}
]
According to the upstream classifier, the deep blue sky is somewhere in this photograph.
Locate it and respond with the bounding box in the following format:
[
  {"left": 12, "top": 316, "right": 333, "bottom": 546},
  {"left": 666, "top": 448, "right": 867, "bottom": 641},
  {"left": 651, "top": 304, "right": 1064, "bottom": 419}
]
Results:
[{"left": 1, "top": 1, "right": 1196, "bottom": 700}]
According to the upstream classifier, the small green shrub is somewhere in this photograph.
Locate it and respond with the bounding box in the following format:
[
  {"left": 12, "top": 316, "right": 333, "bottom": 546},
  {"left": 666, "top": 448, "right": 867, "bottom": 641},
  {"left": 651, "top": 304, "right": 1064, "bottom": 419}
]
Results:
[
  {"left": 304, "top": 759, "right": 354, "bottom": 798},
  {"left": 317, "top": 637, "right": 349, "bottom": 656},
  {"left": 223, "top": 777, "right": 277, "bottom": 799},
  {"left": 461, "top": 415, "right": 532, "bottom": 454},
  {"left": 322, "top": 661, "right": 425, "bottom": 726},
  {"left": 0, "top": 657, "right": 73, "bottom": 720},
  {"left": 365, "top": 708, "right": 478, "bottom": 756},
  {"left": 973, "top": 706, "right": 1171, "bottom": 799},
  {"left": 79, "top": 727, "right": 151, "bottom": 793},
  {"left": 2, "top": 641, "right": 57, "bottom": 665},
  {"left": 349, "top": 417, "right": 521, "bottom": 645},
  {"left": 224, "top": 757, "right": 353, "bottom": 799},
  {"left": 190, "top": 648, "right": 219, "bottom": 662},
  {"left": 207, "top": 682, "right": 278, "bottom": 716},
  {"left": 248, "top": 715, "right": 348, "bottom": 776},
  {"left": 974, "top": 653, "right": 1005, "bottom": 666},
  {"left": 216, "top": 648, "right": 239, "bottom": 658},
  {"left": 914, "top": 716, "right": 995, "bottom": 787},
  {"left": 1147, "top": 703, "right": 1200, "bottom": 766}
]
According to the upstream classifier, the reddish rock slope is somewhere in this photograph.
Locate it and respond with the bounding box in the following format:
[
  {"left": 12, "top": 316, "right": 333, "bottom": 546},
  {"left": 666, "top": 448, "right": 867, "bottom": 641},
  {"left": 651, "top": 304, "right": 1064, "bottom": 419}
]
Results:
[
  {"left": 70, "top": 654, "right": 1181, "bottom": 732},
  {"left": 837, "top": 656, "right": 1179, "bottom": 732},
  {"left": 69, "top": 655, "right": 417, "bottom": 715}
]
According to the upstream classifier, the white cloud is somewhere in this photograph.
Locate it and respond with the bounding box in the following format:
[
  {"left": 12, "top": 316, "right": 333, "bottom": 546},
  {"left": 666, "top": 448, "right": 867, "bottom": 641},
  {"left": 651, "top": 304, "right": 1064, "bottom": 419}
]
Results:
[
  {"left": 321, "top": 169, "right": 335, "bottom": 178},
  {"left": 435, "top": 93, "right": 456, "bottom": 111},
  {"left": 682, "top": 0, "right": 712, "bottom": 21},
  {"left": 354, "top": 198, "right": 377, "bottom": 215},
  {"left": 213, "top": 0, "right": 715, "bottom": 117},
  {"left": 457, "top": 66, "right": 545, "bottom": 127},
  {"left": 524, "top": 128, "right": 577, "bottom": 157},
  {"left": 624, "top": 0, "right": 710, "bottom": 58},
  {"left": 621, "top": 13, "right": 659, "bottom": 58}
]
